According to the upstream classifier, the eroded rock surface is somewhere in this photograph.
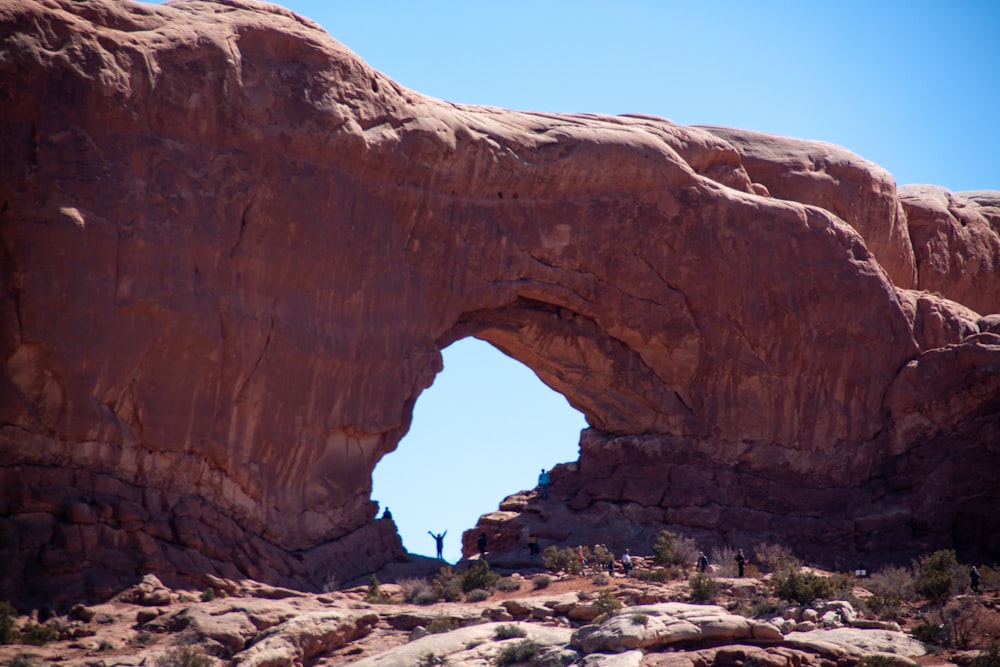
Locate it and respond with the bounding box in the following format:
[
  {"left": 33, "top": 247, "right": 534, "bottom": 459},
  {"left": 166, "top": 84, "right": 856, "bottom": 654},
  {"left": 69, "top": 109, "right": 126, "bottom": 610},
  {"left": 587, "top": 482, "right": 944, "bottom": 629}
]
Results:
[{"left": 1, "top": 0, "right": 998, "bottom": 605}]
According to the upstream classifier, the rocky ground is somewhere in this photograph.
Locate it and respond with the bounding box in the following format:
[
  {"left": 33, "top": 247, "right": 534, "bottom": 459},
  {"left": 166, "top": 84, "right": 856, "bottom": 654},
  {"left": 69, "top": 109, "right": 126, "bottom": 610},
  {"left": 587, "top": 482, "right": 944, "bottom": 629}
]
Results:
[{"left": 2, "top": 557, "right": 998, "bottom": 667}]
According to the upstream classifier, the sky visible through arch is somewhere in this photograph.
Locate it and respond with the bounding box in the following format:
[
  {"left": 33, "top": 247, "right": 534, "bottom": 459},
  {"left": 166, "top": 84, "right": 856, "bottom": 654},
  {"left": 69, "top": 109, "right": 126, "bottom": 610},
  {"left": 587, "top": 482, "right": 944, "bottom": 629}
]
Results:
[{"left": 150, "top": 0, "right": 999, "bottom": 563}]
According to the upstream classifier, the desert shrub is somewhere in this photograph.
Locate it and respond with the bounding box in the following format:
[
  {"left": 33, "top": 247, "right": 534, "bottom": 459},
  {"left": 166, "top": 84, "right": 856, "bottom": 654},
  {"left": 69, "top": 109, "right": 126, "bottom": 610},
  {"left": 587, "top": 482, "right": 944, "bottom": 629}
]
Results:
[
  {"left": 915, "top": 600, "right": 986, "bottom": 649},
  {"left": 863, "top": 591, "right": 902, "bottom": 620},
  {"left": 99, "top": 639, "right": 115, "bottom": 651},
  {"left": 859, "top": 655, "right": 898, "bottom": 667},
  {"left": 867, "top": 564, "right": 916, "bottom": 613},
  {"left": 10, "top": 655, "right": 33, "bottom": 667},
  {"left": 753, "top": 543, "right": 798, "bottom": 574},
  {"left": 541, "top": 545, "right": 588, "bottom": 574},
  {"left": 496, "top": 577, "right": 521, "bottom": 592},
  {"left": 975, "top": 643, "right": 1000, "bottom": 667},
  {"left": 19, "top": 622, "right": 58, "bottom": 646},
  {"left": 635, "top": 567, "right": 673, "bottom": 583},
  {"left": 915, "top": 550, "right": 962, "bottom": 603},
  {"left": 591, "top": 544, "right": 613, "bottom": 566},
  {"left": 493, "top": 624, "right": 527, "bottom": 640},
  {"left": 495, "top": 639, "right": 540, "bottom": 666},
  {"left": 593, "top": 590, "right": 622, "bottom": 618},
  {"left": 591, "top": 573, "right": 609, "bottom": 586},
  {"left": 465, "top": 588, "right": 490, "bottom": 602},
  {"left": 427, "top": 615, "right": 458, "bottom": 634},
  {"left": 462, "top": 559, "right": 500, "bottom": 592},
  {"left": 652, "top": 530, "right": 682, "bottom": 566},
  {"left": 321, "top": 572, "right": 339, "bottom": 593},
  {"left": 0, "top": 601, "right": 19, "bottom": 644},
  {"left": 399, "top": 577, "right": 431, "bottom": 602},
  {"left": 156, "top": 645, "right": 213, "bottom": 667},
  {"left": 132, "top": 630, "right": 154, "bottom": 646},
  {"left": 433, "top": 567, "right": 463, "bottom": 602},
  {"left": 418, "top": 651, "right": 448, "bottom": 667},
  {"left": 739, "top": 597, "right": 781, "bottom": 619},
  {"left": 532, "top": 574, "right": 551, "bottom": 590},
  {"left": 631, "top": 613, "right": 649, "bottom": 626},
  {"left": 200, "top": 589, "right": 215, "bottom": 602},
  {"left": 979, "top": 566, "right": 1000, "bottom": 593},
  {"left": 771, "top": 569, "right": 834, "bottom": 605},
  {"left": 364, "top": 574, "right": 391, "bottom": 603},
  {"left": 414, "top": 589, "right": 441, "bottom": 605},
  {"left": 710, "top": 546, "right": 738, "bottom": 577},
  {"left": 688, "top": 572, "right": 719, "bottom": 602},
  {"left": 672, "top": 535, "right": 700, "bottom": 567}
]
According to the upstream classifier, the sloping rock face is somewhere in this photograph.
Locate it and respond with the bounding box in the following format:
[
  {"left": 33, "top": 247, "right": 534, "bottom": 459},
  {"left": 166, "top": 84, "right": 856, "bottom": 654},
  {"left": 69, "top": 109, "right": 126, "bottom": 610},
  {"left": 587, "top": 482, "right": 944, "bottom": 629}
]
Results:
[{"left": 1, "top": 0, "right": 998, "bottom": 607}]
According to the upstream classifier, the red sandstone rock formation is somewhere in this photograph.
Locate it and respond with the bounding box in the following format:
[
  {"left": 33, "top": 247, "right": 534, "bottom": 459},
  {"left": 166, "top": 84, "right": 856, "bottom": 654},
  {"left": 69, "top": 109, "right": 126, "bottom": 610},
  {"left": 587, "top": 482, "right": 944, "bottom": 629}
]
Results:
[{"left": 1, "top": 0, "right": 997, "bottom": 606}]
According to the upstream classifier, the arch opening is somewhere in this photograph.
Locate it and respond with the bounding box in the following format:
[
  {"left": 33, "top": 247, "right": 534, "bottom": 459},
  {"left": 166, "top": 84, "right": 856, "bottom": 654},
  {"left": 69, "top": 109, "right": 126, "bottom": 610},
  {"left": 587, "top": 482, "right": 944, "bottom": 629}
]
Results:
[{"left": 372, "top": 337, "right": 587, "bottom": 563}]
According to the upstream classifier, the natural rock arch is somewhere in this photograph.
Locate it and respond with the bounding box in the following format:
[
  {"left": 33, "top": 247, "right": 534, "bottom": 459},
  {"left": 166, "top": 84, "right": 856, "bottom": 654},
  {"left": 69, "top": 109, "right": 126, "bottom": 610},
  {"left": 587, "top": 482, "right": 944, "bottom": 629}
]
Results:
[{"left": 2, "top": 0, "right": 998, "bottom": 606}]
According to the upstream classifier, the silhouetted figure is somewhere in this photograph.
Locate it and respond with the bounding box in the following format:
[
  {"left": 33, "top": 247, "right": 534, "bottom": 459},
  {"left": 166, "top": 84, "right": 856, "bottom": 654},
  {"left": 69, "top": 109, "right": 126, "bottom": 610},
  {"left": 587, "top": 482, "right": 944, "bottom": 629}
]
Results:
[
  {"left": 971, "top": 565, "right": 981, "bottom": 593},
  {"left": 736, "top": 549, "right": 746, "bottom": 577},
  {"left": 477, "top": 532, "right": 487, "bottom": 559},
  {"left": 528, "top": 534, "right": 539, "bottom": 557},
  {"left": 622, "top": 548, "right": 633, "bottom": 577},
  {"left": 698, "top": 551, "right": 709, "bottom": 573},
  {"left": 538, "top": 468, "right": 551, "bottom": 499},
  {"left": 428, "top": 530, "right": 447, "bottom": 560},
  {"left": 382, "top": 507, "right": 392, "bottom": 521}
]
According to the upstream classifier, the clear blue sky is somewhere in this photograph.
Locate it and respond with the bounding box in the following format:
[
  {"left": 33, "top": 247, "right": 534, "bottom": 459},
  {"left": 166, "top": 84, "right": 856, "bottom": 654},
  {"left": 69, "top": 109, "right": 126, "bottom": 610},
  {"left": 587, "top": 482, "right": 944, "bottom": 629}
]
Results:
[{"left": 163, "top": 1, "right": 1000, "bottom": 562}]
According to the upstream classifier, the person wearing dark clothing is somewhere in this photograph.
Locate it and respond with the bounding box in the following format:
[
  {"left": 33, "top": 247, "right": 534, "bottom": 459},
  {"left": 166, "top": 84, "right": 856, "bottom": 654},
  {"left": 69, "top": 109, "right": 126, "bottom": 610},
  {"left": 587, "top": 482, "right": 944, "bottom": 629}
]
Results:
[
  {"left": 477, "top": 532, "right": 487, "bottom": 559},
  {"left": 971, "top": 565, "right": 981, "bottom": 593},
  {"left": 538, "top": 469, "right": 551, "bottom": 499},
  {"left": 697, "top": 552, "right": 709, "bottom": 573},
  {"left": 428, "top": 530, "right": 447, "bottom": 560},
  {"left": 382, "top": 507, "right": 392, "bottom": 521},
  {"left": 528, "top": 534, "right": 539, "bottom": 557},
  {"left": 736, "top": 549, "right": 746, "bottom": 577}
]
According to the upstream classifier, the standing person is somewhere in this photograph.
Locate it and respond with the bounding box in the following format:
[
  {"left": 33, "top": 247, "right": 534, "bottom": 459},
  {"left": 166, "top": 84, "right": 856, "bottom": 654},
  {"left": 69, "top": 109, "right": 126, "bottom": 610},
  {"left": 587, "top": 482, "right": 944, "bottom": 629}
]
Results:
[
  {"left": 538, "top": 468, "right": 551, "bottom": 499},
  {"left": 528, "top": 534, "right": 539, "bottom": 557},
  {"left": 607, "top": 551, "right": 615, "bottom": 576},
  {"left": 735, "top": 549, "right": 746, "bottom": 577},
  {"left": 622, "top": 548, "right": 633, "bottom": 577},
  {"left": 428, "top": 530, "right": 447, "bottom": 560},
  {"left": 697, "top": 551, "right": 709, "bottom": 573},
  {"left": 971, "top": 565, "right": 981, "bottom": 594},
  {"left": 477, "top": 532, "right": 487, "bottom": 559}
]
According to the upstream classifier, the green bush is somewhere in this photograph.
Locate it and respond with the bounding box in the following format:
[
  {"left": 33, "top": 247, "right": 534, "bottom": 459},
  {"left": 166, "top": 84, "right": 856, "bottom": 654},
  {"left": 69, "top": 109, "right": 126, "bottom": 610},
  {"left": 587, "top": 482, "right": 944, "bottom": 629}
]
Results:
[
  {"left": 156, "top": 645, "right": 213, "bottom": 667},
  {"left": 493, "top": 624, "right": 527, "bottom": 640},
  {"left": 465, "top": 588, "right": 489, "bottom": 602},
  {"left": 364, "top": 574, "right": 391, "bottom": 603},
  {"left": 631, "top": 613, "right": 649, "bottom": 626},
  {"left": 418, "top": 651, "right": 448, "bottom": 667},
  {"left": 771, "top": 569, "right": 834, "bottom": 605},
  {"left": 652, "top": 530, "right": 677, "bottom": 566},
  {"left": 859, "top": 656, "right": 898, "bottom": 667},
  {"left": 10, "top": 656, "right": 33, "bottom": 667},
  {"left": 495, "top": 639, "right": 540, "bottom": 666},
  {"left": 532, "top": 574, "right": 551, "bottom": 590},
  {"left": 634, "top": 567, "right": 673, "bottom": 583},
  {"left": 593, "top": 590, "right": 622, "bottom": 618},
  {"left": 688, "top": 572, "right": 719, "bottom": 602},
  {"left": 461, "top": 559, "right": 500, "bottom": 592},
  {"left": 541, "top": 545, "right": 588, "bottom": 574},
  {"left": 496, "top": 577, "right": 521, "bottom": 592},
  {"left": 433, "top": 567, "right": 463, "bottom": 602},
  {"left": 200, "top": 589, "right": 215, "bottom": 602},
  {"left": 19, "top": 622, "right": 58, "bottom": 646},
  {"left": 915, "top": 550, "right": 961, "bottom": 603},
  {"left": 975, "top": 643, "right": 1000, "bottom": 667},
  {"left": 0, "top": 601, "right": 19, "bottom": 644}
]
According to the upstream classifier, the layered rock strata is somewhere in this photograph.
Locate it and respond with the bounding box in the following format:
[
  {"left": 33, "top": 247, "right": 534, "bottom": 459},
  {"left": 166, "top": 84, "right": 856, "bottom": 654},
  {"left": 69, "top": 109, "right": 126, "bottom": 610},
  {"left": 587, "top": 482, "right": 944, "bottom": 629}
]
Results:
[{"left": 1, "top": 0, "right": 998, "bottom": 606}]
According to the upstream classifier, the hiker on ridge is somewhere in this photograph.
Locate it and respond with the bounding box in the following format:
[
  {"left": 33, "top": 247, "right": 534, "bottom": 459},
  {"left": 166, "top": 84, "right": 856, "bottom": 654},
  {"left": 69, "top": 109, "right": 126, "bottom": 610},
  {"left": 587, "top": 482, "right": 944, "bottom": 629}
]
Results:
[
  {"left": 538, "top": 468, "right": 551, "bottom": 499},
  {"left": 428, "top": 530, "right": 447, "bottom": 560}
]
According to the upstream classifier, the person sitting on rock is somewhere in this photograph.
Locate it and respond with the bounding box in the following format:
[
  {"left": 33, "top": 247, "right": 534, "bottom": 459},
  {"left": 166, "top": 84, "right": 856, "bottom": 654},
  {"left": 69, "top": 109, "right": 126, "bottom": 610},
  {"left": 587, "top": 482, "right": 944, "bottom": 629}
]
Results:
[{"left": 477, "top": 532, "right": 487, "bottom": 559}]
